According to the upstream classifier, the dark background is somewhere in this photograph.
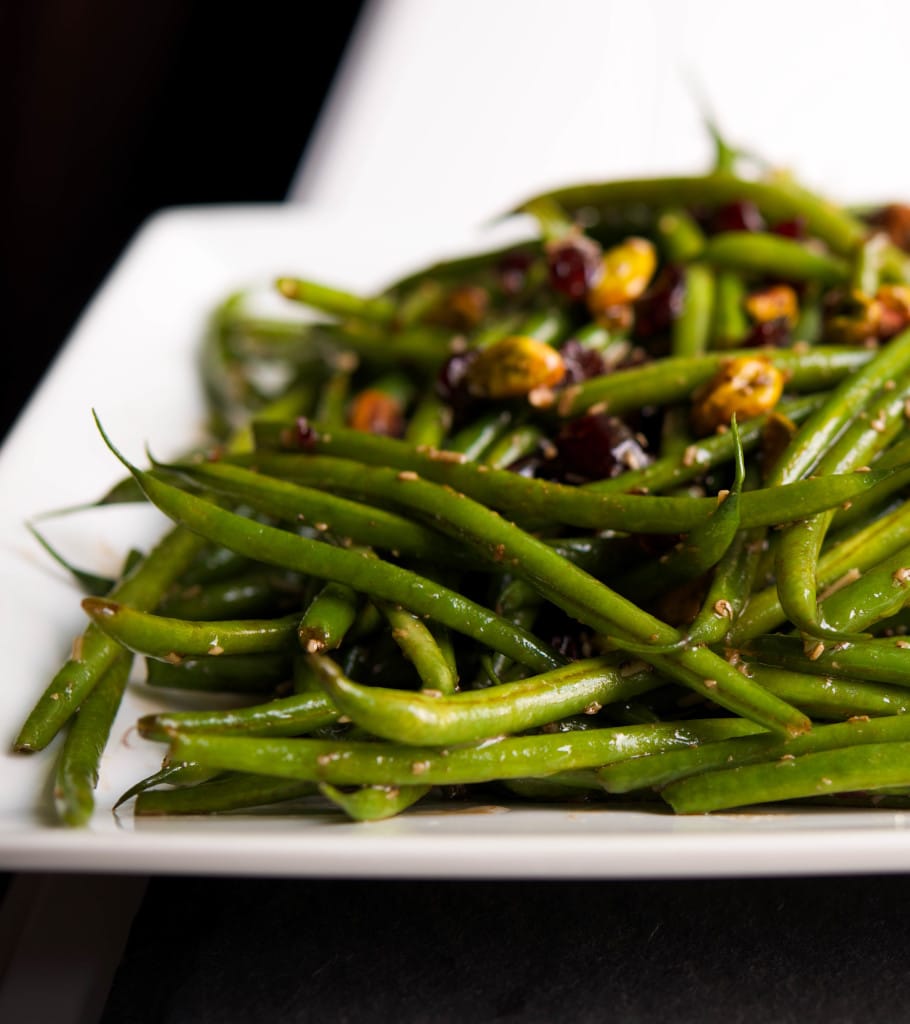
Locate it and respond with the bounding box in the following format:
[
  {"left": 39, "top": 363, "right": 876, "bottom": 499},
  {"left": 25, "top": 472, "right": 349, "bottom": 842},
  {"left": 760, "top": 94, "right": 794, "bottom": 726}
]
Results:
[{"left": 1, "top": 0, "right": 365, "bottom": 444}]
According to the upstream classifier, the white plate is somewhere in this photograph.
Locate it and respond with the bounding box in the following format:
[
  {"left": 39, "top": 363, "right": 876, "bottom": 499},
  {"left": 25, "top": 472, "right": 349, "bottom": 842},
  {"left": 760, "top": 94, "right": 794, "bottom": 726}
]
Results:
[{"left": 3, "top": 204, "right": 910, "bottom": 880}]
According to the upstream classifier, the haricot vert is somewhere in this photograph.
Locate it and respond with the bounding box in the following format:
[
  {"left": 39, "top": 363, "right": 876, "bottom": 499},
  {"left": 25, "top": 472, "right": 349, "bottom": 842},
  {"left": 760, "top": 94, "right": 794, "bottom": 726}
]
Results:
[{"left": 17, "top": 125, "right": 910, "bottom": 825}]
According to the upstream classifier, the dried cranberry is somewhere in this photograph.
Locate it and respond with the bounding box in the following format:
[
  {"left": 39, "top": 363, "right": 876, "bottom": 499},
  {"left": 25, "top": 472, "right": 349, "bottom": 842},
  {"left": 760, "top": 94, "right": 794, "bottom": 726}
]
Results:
[
  {"left": 553, "top": 413, "right": 652, "bottom": 483},
  {"left": 864, "top": 204, "right": 910, "bottom": 252},
  {"left": 496, "top": 250, "right": 536, "bottom": 296},
  {"left": 545, "top": 234, "right": 602, "bottom": 300},
  {"left": 436, "top": 349, "right": 480, "bottom": 408},
  {"left": 559, "top": 338, "right": 607, "bottom": 385},
  {"left": 772, "top": 216, "right": 807, "bottom": 240},
  {"left": 742, "top": 317, "right": 791, "bottom": 348},
  {"left": 549, "top": 633, "right": 581, "bottom": 660},
  {"left": 294, "top": 417, "right": 318, "bottom": 450},
  {"left": 534, "top": 607, "right": 593, "bottom": 661},
  {"left": 711, "top": 200, "right": 765, "bottom": 234},
  {"left": 632, "top": 265, "right": 685, "bottom": 340}
]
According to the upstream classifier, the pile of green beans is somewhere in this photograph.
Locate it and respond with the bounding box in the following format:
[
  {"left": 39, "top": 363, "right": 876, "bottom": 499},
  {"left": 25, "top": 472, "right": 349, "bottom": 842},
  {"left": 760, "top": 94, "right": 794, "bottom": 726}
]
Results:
[{"left": 21, "top": 132, "right": 910, "bottom": 824}]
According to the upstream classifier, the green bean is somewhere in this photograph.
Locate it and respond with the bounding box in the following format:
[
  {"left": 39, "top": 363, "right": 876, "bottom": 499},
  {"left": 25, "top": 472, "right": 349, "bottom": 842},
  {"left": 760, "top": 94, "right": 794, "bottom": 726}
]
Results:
[
  {"left": 230, "top": 449, "right": 910, "bottom": 727},
  {"left": 769, "top": 326, "right": 910, "bottom": 485},
  {"left": 15, "top": 525, "right": 205, "bottom": 752},
  {"left": 657, "top": 405, "right": 692, "bottom": 464},
  {"left": 710, "top": 271, "right": 749, "bottom": 349},
  {"left": 662, "top": 742, "right": 910, "bottom": 813},
  {"left": 395, "top": 279, "right": 447, "bottom": 327},
  {"left": 539, "top": 346, "right": 869, "bottom": 419},
  {"left": 811, "top": 540, "right": 910, "bottom": 636},
  {"left": 54, "top": 652, "right": 133, "bottom": 826},
  {"left": 513, "top": 174, "right": 865, "bottom": 255},
  {"left": 154, "top": 460, "right": 467, "bottom": 568},
  {"left": 114, "top": 762, "right": 220, "bottom": 810},
  {"left": 522, "top": 195, "right": 575, "bottom": 241},
  {"left": 222, "top": 317, "right": 314, "bottom": 363},
  {"left": 851, "top": 233, "right": 888, "bottom": 296},
  {"left": 794, "top": 284, "right": 823, "bottom": 344},
  {"left": 135, "top": 772, "right": 319, "bottom": 815},
  {"left": 599, "top": 706, "right": 910, "bottom": 796},
  {"left": 318, "top": 782, "right": 430, "bottom": 821},
  {"left": 313, "top": 364, "right": 353, "bottom": 428},
  {"left": 742, "top": 634, "right": 910, "bottom": 689},
  {"left": 307, "top": 653, "right": 664, "bottom": 745},
  {"left": 501, "top": 776, "right": 605, "bottom": 801},
  {"left": 521, "top": 308, "right": 571, "bottom": 345},
  {"left": 474, "top": 576, "right": 544, "bottom": 688},
  {"left": 178, "top": 544, "right": 253, "bottom": 587},
  {"left": 200, "top": 293, "right": 264, "bottom": 436},
  {"left": 298, "top": 582, "right": 360, "bottom": 654},
  {"left": 26, "top": 521, "right": 120, "bottom": 597},
  {"left": 729, "top": 497, "right": 910, "bottom": 643},
  {"left": 275, "top": 276, "right": 397, "bottom": 323},
  {"left": 164, "top": 718, "right": 769, "bottom": 789},
  {"left": 37, "top": 147, "right": 910, "bottom": 825},
  {"left": 699, "top": 232, "right": 849, "bottom": 285},
  {"left": 81, "top": 599, "right": 299, "bottom": 661},
  {"left": 616, "top": 419, "right": 745, "bottom": 604},
  {"left": 144, "top": 653, "right": 292, "bottom": 694},
  {"left": 101, "top": 432, "right": 561, "bottom": 674},
  {"left": 228, "top": 382, "right": 316, "bottom": 456},
  {"left": 242, "top": 440, "right": 903, "bottom": 535},
  {"left": 383, "top": 241, "right": 540, "bottom": 296},
  {"left": 828, "top": 434, "right": 910, "bottom": 531},
  {"left": 684, "top": 525, "right": 763, "bottom": 648},
  {"left": 745, "top": 663, "right": 910, "bottom": 720},
  {"left": 655, "top": 208, "right": 705, "bottom": 263},
  {"left": 229, "top": 449, "right": 811, "bottom": 733},
  {"left": 671, "top": 264, "right": 715, "bottom": 357},
  {"left": 138, "top": 689, "right": 340, "bottom": 740},
  {"left": 447, "top": 409, "right": 514, "bottom": 459},
  {"left": 375, "top": 600, "right": 458, "bottom": 695},
  {"left": 555, "top": 322, "right": 610, "bottom": 353},
  {"left": 773, "top": 364, "right": 910, "bottom": 637},
  {"left": 585, "top": 395, "right": 822, "bottom": 495},
  {"left": 466, "top": 312, "right": 527, "bottom": 351},
  {"left": 157, "top": 566, "right": 305, "bottom": 620},
  {"left": 404, "top": 390, "right": 451, "bottom": 447},
  {"left": 479, "top": 424, "right": 543, "bottom": 469},
  {"left": 313, "top": 321, "right": 454, "bottom": 371}
]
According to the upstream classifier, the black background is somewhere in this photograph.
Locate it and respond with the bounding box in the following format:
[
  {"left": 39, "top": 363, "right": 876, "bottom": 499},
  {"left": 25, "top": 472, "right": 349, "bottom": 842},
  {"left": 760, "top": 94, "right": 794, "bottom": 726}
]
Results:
[
  {"left": 6, "top": 5, "right": 910, "bottom": 1021},
  {"left": 2, "top": 0, "right": 364, "bottom": 443}
]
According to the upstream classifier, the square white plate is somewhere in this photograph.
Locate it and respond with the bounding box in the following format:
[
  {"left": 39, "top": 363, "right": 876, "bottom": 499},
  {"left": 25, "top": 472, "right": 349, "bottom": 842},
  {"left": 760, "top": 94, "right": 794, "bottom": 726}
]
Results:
[{"left": 3, "top": 204, "right": 910, "bottom": 880}]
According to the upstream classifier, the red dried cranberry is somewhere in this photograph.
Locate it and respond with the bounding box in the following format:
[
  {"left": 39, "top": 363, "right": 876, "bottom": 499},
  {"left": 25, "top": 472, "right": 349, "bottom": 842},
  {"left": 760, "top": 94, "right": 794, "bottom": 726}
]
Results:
[
  {"left": 496, "top": 250, "right": 536, "bottom": 296},
  {"left": 559, "top": 338, "right": 607, "bottom": 385},
  {"left": 534, "top": 607, "right": 592, "bottom": 660},
  {"left": 436, "top": 349, "right": 480, "bottom": 407},
  {"left": 549, "top": 633, "right": 581, "bottom": 660},
  {"left": 711, "top": 200, "right": 765, "bottom": 234},
  {"left": 632, "top": 265, "right": 685, "bottom": 340},
  {"left": 743, "top": 317, "right": 791, "bottom": 348},
  {"left": 294, "top": 417, "right": 318, "bottom": 449},
  {"left": 772, "top": 217, "right": 807, "bottom": 240},
  {"left": 553, "top": 413, "right": 652, "bottom": 483},
  {"left": 545, "top": 234, "right": 602, "bottom": 301},
  {"left": 864, "top": 205, "right": 910, "bottom": 252}
]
